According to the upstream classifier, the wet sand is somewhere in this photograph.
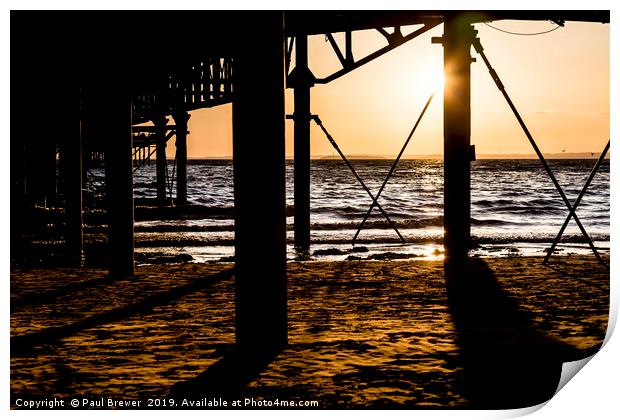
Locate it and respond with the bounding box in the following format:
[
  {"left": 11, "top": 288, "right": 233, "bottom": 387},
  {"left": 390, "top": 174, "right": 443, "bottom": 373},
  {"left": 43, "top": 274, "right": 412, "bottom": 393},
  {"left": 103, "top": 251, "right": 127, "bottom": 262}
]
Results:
[{"left": 10, "top": 256, "right": 609, "bottom": 409}]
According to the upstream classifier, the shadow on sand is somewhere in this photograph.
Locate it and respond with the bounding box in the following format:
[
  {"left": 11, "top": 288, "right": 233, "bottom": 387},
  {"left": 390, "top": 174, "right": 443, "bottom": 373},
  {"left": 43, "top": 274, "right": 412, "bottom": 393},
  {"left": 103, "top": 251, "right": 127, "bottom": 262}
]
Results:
[
  {"left": 169, "top": 347, "right": 280, "bottom": 401},
  {"left": 444, "top": 257, "right": 587, "bottom": 409},
  {"left": 167, "top": 258, "right": 591, "bottom": 408},
  {"left": 11, "top": 268, "right": 234, "bottom": 357}
]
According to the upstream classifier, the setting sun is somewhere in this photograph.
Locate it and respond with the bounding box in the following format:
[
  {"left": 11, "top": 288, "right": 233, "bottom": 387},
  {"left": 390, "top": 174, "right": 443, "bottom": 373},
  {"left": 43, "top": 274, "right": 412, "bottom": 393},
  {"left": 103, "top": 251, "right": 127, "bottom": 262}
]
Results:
[{"left": 420, "top": 64, "right": 445, "bottom": 92}]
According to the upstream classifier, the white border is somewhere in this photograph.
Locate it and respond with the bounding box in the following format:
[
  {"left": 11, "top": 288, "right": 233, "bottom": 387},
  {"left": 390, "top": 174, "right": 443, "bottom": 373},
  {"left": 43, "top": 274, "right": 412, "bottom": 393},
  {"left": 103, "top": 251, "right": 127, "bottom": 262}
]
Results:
[{"left": 3, "top": 2, "right": 617, "bottom": 419}]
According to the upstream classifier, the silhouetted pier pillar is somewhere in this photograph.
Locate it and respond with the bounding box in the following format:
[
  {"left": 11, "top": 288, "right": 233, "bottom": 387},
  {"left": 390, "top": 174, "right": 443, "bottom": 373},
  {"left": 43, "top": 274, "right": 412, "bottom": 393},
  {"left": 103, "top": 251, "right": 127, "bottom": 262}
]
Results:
[
  {"left": 98, "top": 88, "right": 134, "bottom": 277},
  {"left": 63, "top": 107, "right": 84, "bottom": 264},
  {"left": 153, "top": 116, "right": 168, "bottom": 203},
  {"left": 438, "top": 17, "right": 476, "bottom": 260},
  {"left": 291, "top": 35, "right": 314, "bottom": 251},
  {"left": 173, "top": 111, "right": 190, "bottom": 204},
  {"left": 233, "top": 12, "right": 287, "bottom": 357}
]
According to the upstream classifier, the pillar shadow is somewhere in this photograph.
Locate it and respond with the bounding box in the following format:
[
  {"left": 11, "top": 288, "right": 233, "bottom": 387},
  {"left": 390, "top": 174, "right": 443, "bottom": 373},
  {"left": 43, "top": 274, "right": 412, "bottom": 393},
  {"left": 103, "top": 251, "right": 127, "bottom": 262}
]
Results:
[
  {"left": 168, "top": 346, "right": 281, "bottom": 401},
  {"left": 444, "top": 258, "right": 586, "bottom": 409},
  {"left": 11, "top": 269, "right": 234, "bottom": 357},
  {"left": 11, "top": 275, "right": 113, "bottom": 311}
]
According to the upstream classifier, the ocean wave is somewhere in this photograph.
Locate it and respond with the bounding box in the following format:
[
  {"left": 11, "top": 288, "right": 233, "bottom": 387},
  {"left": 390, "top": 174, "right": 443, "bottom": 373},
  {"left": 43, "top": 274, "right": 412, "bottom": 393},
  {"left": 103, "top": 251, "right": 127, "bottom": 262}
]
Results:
[
  {"left": 308, "top": 217, "right": 444, "bottom": 231},
  {"left": 95, "top": 160, "right": 609, "bottom": 260},
  {"left": 485, "top": 206, "right": 565, "bottom": 215},
  {"left": 470, "top": 218, "right": 516, "bottom": 226},
  {"left": 471, "top": 234, "right": 610, "bottom": 244},
  {"left": 134, "top": 233, "right": 610, "bottom": 248}
]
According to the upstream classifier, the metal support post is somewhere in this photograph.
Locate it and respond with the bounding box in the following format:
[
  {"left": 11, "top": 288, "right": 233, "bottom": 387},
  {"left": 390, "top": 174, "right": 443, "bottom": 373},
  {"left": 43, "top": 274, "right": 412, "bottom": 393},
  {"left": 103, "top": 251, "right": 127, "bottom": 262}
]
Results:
[
  {"left": 99, "top": 87, "right": 134, "bottom": 277},
  {"left": 291, "top": 35, "right": 314, "bottom": 250},
  {"left": 153, "top": 116, "right": 169, "bottom": 203},
  {"left": 173, "top": 111, "right": 190, "bottom": 204},
  {"left": 64, "top": 104, "right": 84, "bottom": 264},
  {"left": 233, "top": 12, "right": 287, "bottom": 357},
  {"left": 437, "top": 17, "right": 477, "bottom": 260}
]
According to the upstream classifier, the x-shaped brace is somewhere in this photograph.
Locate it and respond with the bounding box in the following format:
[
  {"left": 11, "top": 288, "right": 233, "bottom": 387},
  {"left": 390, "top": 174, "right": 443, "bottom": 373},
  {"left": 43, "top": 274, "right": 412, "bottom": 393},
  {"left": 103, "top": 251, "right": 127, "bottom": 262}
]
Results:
[
  {"left": 544, "top": 141, "right": 610, "bottom": 264},
  {"left": 352, "top": 92, "right": 436, "bottom": 244},
  {"left": 473, "top": 38, "right": 607, "bottom": 267},
  {"left": 312, "top": 116, "right": 405, "bottom": 243}
]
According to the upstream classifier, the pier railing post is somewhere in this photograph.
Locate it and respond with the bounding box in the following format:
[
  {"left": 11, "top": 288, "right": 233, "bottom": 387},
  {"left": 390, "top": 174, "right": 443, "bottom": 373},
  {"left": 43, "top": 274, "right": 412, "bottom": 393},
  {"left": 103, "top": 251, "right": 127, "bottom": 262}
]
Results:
[
  {"left": 233, "top": 11, "right": 287, "bottom": 357},
  {"left": 153, "top": 116, "right": 169, "bottom": 203},
  {"left": 173, "top": 111, "right": 190, "bottom": 205},
  {"left": 437, "top": 16, "right": 476, "bottom": 260},
  {"left": 291, "top": 35, "right": 314, "bottom": 251}
]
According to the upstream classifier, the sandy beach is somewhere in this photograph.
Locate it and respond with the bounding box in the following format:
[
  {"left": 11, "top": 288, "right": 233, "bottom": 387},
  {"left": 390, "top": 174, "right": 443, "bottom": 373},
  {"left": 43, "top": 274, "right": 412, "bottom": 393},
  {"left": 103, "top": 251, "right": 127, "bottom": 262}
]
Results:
[
  {"left": 10, "top": 256, "right": 608, "bottom": 409},
  {"left": 10, "top": 8, "right": 611, "bottom": 414}
]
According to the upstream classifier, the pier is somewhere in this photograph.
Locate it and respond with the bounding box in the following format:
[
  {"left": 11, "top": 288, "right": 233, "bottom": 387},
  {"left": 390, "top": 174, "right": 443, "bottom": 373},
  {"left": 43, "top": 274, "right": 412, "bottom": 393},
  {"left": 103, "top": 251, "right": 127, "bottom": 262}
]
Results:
[{"left": 10, "top": 10, "right": 610, "bottom": 408}]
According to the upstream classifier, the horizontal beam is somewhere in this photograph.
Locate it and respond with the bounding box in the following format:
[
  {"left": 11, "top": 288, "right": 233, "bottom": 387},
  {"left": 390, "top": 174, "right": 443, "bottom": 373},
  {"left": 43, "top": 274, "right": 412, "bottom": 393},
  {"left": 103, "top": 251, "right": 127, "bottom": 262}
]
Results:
[
  {"left": 16, "top": 11, "right": 607, "bottom": 66},
  {"left": 285, "top": 10, "right": 608, "bottom": 36},
  {"left": 132, "top": 125, "right": 177, "bottom": 132},
  {"left": 132, "top": 96, "right": 233, "bottom": 125},
  {"left": 471, "top": 10, "right": 609, "bottom": 24}
]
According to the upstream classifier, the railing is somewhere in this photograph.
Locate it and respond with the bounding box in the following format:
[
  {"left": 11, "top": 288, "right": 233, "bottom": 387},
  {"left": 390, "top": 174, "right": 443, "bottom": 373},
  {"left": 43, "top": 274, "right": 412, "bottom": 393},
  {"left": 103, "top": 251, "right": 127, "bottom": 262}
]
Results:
[{"left": 132, "top": 57, "right": 234, "bottom": 124}]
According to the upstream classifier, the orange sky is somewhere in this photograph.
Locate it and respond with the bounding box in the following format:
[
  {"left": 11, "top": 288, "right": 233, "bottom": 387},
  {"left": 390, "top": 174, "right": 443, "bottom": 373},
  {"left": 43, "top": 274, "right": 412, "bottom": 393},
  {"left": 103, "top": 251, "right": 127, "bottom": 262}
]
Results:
[{"left": 168, "top": 20, "right": 609, "bottom": 158}]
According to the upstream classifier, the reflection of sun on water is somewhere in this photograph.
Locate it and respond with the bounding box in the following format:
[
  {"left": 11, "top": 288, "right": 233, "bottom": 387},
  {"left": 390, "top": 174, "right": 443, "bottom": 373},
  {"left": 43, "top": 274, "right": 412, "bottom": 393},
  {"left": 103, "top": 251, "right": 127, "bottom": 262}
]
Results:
[{"left": 427, "top": 245, "right": 446, "bottom": 261}]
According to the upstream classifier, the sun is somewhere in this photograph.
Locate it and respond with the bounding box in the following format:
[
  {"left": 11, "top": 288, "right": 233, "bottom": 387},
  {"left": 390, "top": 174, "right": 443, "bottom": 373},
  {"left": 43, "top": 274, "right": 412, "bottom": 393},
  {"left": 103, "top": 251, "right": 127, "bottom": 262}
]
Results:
[
  {"left": 428, "top": 69, "right": 445, "bottom": 92},
  {"left": 418, "top": 63, "right": 445, "bottom": 94}
]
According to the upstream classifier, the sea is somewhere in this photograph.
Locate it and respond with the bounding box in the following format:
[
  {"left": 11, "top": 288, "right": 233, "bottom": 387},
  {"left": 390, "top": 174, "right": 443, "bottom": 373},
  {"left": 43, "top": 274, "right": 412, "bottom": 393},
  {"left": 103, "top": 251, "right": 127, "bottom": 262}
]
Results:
[{"left": 89, "top": 159, "right": 610, "bottom": 263}]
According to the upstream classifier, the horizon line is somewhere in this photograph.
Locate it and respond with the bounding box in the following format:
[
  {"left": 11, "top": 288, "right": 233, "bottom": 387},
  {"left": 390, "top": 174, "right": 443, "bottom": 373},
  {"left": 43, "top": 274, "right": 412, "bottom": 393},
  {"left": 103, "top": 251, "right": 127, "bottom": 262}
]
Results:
[{"left": 185, "top": 152, "right": 610, "bottom": 160}]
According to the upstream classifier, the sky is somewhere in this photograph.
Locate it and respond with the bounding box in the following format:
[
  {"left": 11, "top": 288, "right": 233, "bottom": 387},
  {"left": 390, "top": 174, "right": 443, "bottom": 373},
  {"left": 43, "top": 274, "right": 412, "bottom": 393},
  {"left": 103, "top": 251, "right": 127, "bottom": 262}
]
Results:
[{"left": 172, "top": 19, "right": 609, "bottom": 159}]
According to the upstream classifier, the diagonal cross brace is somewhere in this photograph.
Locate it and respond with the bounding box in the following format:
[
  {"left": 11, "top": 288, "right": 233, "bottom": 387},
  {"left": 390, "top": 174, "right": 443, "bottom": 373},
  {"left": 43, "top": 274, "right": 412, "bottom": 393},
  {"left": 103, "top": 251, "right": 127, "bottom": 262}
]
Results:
[
  {"left": 473, "top": 38, "right": 607, "bottom": 267},
  {"left": 352, "top": 91, "right": 436, "bottom": 244},
  {"left": 312, "top": 116, "right": 405, "bottom": 243},
  {"left": 544, "top": 140, "right": 610, "bottom": 264}
]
